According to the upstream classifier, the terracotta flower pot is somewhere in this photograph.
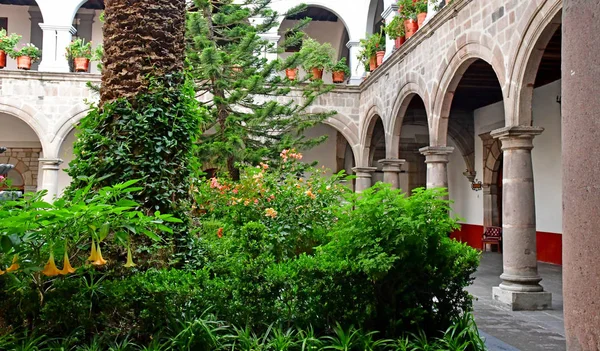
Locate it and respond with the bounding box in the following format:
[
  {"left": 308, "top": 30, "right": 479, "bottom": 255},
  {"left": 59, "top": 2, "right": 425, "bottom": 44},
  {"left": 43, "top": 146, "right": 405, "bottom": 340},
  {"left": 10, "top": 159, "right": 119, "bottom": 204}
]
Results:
[
  {"left": 332, "top": 71, "right": 345, "bottom": 83},
  {"left": 74, "top": 57, "right": 90, "bottom": 72},
  {"left": 404, "top": 19, "right": 419, "bottom": 39},
  {"left": 376, "top": 51, "right": 385, "bottom": 66},
  {"left": 0, "top": 50, "right": 6, "bottom": 69},
  {"left": 310, "top": 67, "right": 324, "bottom": 81},
  {"left": 285, "top": 68, "right": 298, "bottom": 80},
  {"left": 17, "top": 56, "right": 32, "bottom": 70},
  {"left": 232, "top": 64, "right": 242, "bottom": 72},
  {"left": 417, "top": 12, "right": 428, "bottom": 28},
  {"left": 395, "top": 36, "right": 406, "bottom": 49},
  {"left": 369, "top": 55, "right": 377, "bottom": 72}
]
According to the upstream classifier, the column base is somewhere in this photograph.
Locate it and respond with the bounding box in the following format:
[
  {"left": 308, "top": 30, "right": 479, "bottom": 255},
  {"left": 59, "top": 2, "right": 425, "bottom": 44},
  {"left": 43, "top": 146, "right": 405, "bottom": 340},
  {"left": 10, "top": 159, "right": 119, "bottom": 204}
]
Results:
[{"left": 492, "top": 286, "right": 552, "bottom": 311}]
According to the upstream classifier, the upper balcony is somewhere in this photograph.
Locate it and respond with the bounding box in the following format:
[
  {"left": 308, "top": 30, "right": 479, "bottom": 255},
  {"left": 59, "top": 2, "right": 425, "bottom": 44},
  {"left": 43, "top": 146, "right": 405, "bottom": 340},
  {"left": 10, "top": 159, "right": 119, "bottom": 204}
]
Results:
[{"left": 0, "top": 0, "right": 448, "bottom": 83}]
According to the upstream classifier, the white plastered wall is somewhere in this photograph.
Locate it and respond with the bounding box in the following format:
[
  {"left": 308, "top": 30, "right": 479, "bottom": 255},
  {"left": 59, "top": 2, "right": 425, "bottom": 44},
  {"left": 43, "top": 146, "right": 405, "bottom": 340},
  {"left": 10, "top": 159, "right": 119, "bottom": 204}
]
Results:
[
  {"left": 447, "top": 80, "right": 563, "bottom": 234},
  {"left": 0, "top": 5, "right": 32, "bottom": 71},
  {"left": 57, "top": 128, "right": 76, "bottom": 195},
  {"left": 301, "top": 123, "right": 338, "bottom": 174},
  {"left": 90, "top": 9, "right": 103, "bottom": 74}
]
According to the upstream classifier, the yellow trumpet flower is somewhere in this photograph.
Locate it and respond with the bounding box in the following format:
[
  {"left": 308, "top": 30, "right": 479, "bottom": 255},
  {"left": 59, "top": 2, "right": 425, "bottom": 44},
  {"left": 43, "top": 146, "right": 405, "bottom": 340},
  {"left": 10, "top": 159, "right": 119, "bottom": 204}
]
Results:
[
  {"left": 124, "top": 245, "right": 136, "bottom": 268},
  {"left": 0, "top": 268, "right": 5, "bottom": 275},
  {"left": 60, "top": 251, "right": 76, "bottom": 275},
  {"left": 92, "top": 242, "right": 107, "bottom": 266},
  {"left": 88, "top": 239, "right": 98, "bottom": 262},
  {"left": 6, "top": 255, "right": 19, "bottom": 273},
  {"left": 42, "top": 252, "right": 61, "bottom": 277}
]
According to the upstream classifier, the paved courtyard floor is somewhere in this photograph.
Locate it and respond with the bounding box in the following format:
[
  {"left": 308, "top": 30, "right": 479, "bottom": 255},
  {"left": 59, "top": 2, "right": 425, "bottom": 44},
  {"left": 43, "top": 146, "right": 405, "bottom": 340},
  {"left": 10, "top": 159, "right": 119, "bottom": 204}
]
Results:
[{"left": 469, "top": 252, "right": 566, "bottom": 351}]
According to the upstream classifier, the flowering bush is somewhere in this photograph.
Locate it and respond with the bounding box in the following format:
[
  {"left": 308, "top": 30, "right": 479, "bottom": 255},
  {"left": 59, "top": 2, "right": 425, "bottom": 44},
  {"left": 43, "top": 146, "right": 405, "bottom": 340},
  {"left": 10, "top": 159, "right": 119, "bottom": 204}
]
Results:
[
  {"left": 9, "top": 43, "right": 41, "bottom": 62},
  {"left": 191, "top": 149, "right": 350, "bottom": 262}
]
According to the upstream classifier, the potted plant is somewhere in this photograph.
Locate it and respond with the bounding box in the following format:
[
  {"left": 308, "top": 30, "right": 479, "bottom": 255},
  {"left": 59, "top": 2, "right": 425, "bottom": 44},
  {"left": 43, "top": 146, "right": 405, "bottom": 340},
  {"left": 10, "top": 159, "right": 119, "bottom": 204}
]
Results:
[
  {"left": 329, "top": 57, "right": 350, "bottom": 84},
  {"left": 375, "top": 32, "right": 386, "bottom": 67},
  {"left": 9, "top": 43, "right": 41, "bottom": 70},
  {"left": 66, "top": 38, "right": 92, "bottom": 72},
  {"left": 415, "top": 0, "right": 429, "bottom": 28},
  {"left": 0, "top": 29, "right": 22, "bottom": 69},
  {"left": 300, "top": 38, "right": 335, "bottom": 81},
  {"left": 385, "top": 16, "right": 406, "bottom": 49},
  {"left": 359, "top": 33, "right": 381, "bottom": 72},
  {"left": 283, "top": 52, "right": 302, "bottom": 81},
  {"left": 398, "top": 0, "right": 418, "bottom": 39}
]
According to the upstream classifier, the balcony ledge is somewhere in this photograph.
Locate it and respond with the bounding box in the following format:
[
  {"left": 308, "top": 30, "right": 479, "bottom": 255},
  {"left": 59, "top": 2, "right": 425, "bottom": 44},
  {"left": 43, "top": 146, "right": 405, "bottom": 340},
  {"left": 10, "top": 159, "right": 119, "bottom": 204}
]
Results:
[
  {"left": 0, "top": 69, "right": 101, "bottom": 83},
  {"left": 359, "top": 0, "right": 473, "bottom": 91}
]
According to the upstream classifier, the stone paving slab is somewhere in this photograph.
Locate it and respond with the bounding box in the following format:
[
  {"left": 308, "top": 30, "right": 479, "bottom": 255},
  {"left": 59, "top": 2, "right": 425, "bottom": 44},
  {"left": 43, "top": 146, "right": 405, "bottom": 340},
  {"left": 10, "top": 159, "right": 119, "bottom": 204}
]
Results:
[{"left": 469, "top": 253, "right": 566, "bottom": 351}]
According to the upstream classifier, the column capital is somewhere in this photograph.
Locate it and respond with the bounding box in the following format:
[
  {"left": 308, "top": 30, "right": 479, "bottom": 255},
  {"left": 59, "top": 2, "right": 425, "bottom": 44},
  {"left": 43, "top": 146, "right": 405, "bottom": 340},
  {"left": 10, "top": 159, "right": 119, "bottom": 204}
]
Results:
[
  {"left": 39, "top": 24, "right": 77, "bottom": 34},
  {"left": 419, "top": 146, "right": 454, "bottom": 164},
  {"left": 346, "top": 40, "right": 361, "bottom": 49},
  {"left": 39, "top": 158, "right": 64, "bottom": 169},
  {"left": 491, "top": 126, "right": 544, "bottom": 151},
  {"left": 352, "top": 166, "right": 377, "bottom": 175},
  {"left": 381, "top": 4, "right": 399, "bottom": 19},
  {"left": 378, "top": 158, "right": 405, "bottom": 172}
]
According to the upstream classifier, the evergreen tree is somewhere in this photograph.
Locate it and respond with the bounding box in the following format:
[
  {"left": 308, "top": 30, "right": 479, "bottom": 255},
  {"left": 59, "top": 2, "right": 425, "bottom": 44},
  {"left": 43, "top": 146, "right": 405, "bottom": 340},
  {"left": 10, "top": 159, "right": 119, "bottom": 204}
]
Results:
[{"left": 187, "top": 0, "right": 335, "bottom": 179}]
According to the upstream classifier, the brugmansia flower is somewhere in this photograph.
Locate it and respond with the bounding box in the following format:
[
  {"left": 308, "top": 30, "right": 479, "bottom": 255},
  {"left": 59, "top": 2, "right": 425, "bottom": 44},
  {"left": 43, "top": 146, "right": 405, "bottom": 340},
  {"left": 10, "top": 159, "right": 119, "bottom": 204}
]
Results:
[
  {"left": 42, "top": 252, "right": 61, "bottom": 277},
  {"left": 92, "top": 242, "right": 107, "bottom": 266},
  {"left": 124, "top": 245, "right": 136, "bottom": 268},
  {"left": 88, "top": 239, "right": 98, "bottom": 262},
  {"left": 60, "top": 251, "right": 76, "bottom": 275},
  {"left": 6, "top": 255, "right": 19, "bottom": 273}
]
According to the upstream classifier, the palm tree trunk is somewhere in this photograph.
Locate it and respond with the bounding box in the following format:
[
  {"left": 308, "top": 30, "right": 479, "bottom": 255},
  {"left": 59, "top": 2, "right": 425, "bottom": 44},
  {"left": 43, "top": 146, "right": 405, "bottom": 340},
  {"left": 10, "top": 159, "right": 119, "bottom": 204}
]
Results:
[{"left": 101, "top": 0, "right": 187, "bottom": 104}]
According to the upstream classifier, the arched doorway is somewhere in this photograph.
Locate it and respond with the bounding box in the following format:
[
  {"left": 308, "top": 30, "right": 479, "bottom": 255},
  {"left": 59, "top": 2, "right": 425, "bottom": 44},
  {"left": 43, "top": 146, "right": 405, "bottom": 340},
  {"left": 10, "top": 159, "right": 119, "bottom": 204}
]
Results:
[
  {"left": 278, "top": 6, "right": 351, "bottom": 84},
  {"left": 396, "top": 95, "right": 429, "bottom": 194},
  {"left": 0, "top": 112, "right": 44, "bottom": 193}
]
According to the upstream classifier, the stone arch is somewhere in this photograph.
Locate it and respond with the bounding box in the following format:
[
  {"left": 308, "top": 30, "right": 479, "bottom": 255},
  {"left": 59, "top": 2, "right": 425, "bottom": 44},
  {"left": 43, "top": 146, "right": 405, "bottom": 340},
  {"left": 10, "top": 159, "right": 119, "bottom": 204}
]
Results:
[
  {"left": 50, "top": 104, "right": 90, "bottom": 156},
  {"left": 507, "top": 0, "right": 562, "bottom": 126},
  {"left": 274, "top": 2, "right": 358, "bottom": 42},
  {"left": 387, "top": 78, "right": 430, "bottom": 159},
  {"left": 365, "top": 0, "right": 384, "bottom": 35},
  {"left": 431, "top": 37, "right": 507, "bottom": 147},
  {"left": 360, "top": 103, "right": 386, "bottom": 166},
  {"left": 0, "top": 98, "right": 49, "bottom": 156},
  {"left": 309, "top": 107, "right": 360, "bottom": 167}
]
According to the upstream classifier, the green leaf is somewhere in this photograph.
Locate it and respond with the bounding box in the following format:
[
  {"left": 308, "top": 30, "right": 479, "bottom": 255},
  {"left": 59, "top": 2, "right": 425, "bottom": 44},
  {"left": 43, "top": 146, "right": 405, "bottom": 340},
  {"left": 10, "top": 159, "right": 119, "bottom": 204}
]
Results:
[
  {"left": 142, "top": 229, "right": 161, "bottom": 242},
  {"left": 98, "top": 222, "right": 110, "bottom": 241},
  {"left": 0, "top": 235, "right": 12, "bottom": 253}
]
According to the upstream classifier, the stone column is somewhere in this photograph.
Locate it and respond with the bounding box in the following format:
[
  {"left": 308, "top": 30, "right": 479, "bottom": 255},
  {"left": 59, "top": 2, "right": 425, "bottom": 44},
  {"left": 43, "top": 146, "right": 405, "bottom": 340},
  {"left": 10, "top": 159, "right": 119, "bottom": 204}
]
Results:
[
  {"left": 562, "top": 1, "right": 600, "bottom": 348},
  {"left": 378, "top": 158, "right": 405, "bottom": 189},
  {"left": 352, "top": 167, "right": 377, "bottom": 192},
  {"left": 419, "top": 146, "right": 454, "bottom": 189},
  {"left": 39, "top": 158, "right": 63, "bottom": 202},
  {"left": 490, "top": 126, "right": 551, "bottom": 311},
  {"left": 346, "top": 40, "right": 365, "bottom": 85},
  {"left": 38, "top": 24, "right": 77, "bottom": 73},
  {"left": 259, "top": 33, "right": 280, "bottom": 63},
  {"left": 381, "top": 4, "right": 399, "bottom": 60}
]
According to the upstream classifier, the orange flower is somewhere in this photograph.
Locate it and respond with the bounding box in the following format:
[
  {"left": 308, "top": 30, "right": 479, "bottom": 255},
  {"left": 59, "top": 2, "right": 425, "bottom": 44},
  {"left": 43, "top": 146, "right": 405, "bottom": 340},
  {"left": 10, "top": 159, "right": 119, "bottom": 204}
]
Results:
[
  {"left": 92, "top": 242, "right": 107, "bottom": 266},
  {"left": 42, "top": 252, "right": 61, "bottom": 277},
  {"left": 217, "top": 228, "right": 224, "bottom": 238},
  {"left": 124, "top": 245, "right": 136, "bottom": 268},
  {"left": 6, "top": 255, "right": 19, "bottom": 273},
  {"left": 60, "top": 251, "right": 76, "bottom": 275},
  {"left": 88, "top": 239, "right": 98, "bottom": 262},
  {"left": 305, "top": 190, "right": 316, "bottom": 199},
  {"left": 265, "top": 208, "right": 278, "bottom": 218}
]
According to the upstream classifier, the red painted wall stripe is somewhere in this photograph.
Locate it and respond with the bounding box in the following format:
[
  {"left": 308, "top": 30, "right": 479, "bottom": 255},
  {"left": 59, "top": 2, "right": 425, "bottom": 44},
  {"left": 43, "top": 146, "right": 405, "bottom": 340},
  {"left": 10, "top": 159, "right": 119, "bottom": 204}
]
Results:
[{"left": 451, "top": 224, "right": 562, "bottom": 265}]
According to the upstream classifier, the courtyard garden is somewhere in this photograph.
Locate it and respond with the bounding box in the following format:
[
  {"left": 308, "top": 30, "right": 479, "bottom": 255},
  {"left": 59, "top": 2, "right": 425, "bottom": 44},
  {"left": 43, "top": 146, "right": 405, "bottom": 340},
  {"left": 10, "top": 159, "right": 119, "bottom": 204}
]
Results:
[{"left": 0, "top": 0, "right": 484, "bottom": 349}]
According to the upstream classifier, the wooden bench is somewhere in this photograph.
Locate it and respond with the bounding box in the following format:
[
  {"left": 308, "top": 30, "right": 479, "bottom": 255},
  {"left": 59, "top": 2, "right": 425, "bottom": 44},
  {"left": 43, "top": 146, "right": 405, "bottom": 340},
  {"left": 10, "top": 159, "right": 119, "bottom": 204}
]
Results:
[{"left": 482, "top": 226, "right": 502, "bottom": 252}]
